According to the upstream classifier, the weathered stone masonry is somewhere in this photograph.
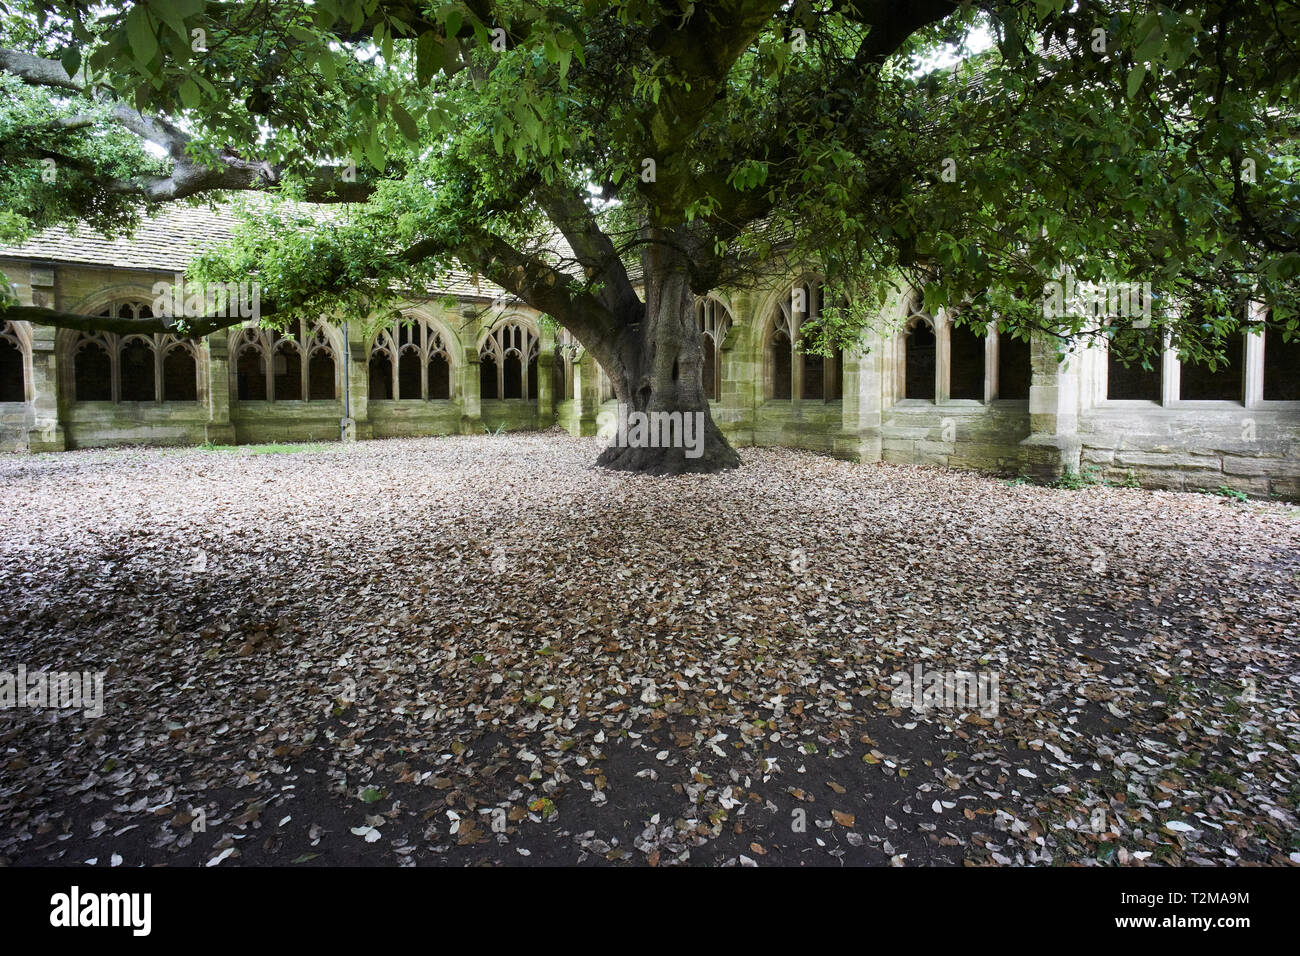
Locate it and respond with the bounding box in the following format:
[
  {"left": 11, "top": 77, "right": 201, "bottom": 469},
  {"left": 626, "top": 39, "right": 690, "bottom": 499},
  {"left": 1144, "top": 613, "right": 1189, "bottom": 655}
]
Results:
[{"left": 2, "top": 209, "right": 1297, "bottom": 497}]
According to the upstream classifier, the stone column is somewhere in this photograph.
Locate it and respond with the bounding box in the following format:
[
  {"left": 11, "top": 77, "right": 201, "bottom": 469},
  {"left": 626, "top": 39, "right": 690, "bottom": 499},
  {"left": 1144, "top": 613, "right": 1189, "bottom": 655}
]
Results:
[
  {"left": 201, "top": 330, "right": 237, "bottom": 445},
  {"left": 837, "top": 330, "right": 882, "bottom": 461},
  {"left": 460, "top": 339, "right": 482, "bottom": 434},
  {"left": 574, "top": 351, "right": 600, "bottom": 436},
  {"left": 1018, "top": 330, "right": 1082, "bottom": 479},
  {"left": 536, "top": 326, "right": 555, "bottom": 426},
  {"left": 346, "top": 322, "right": 372, "bottom": 440},
  {"left": 26, "top": 323, "right": 65, "bottom": 452}
]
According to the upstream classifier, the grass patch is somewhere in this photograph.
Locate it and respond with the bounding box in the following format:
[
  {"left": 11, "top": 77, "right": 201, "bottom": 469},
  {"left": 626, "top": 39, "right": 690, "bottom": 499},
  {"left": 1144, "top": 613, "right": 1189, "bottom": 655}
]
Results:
[{"left": 198, "top": 441, "right": 327, "bottom": 455}]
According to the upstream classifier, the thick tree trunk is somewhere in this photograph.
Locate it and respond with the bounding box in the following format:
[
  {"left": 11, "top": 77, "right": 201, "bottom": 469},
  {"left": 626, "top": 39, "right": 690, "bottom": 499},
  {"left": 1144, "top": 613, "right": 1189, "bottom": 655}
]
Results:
[{"left": 594, "top": 263, "right": 740, "bottom": 475}]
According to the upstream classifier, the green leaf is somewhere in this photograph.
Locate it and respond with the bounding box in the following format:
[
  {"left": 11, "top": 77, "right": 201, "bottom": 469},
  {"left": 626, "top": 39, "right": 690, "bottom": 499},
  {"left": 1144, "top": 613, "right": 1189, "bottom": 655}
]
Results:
[
  {"left": 416, "top": 31, "right": 441, "bottom": 86},
  {"left": 126, "top": 7, "right": 159, "bottom": 66},
  {"left": 391, "top": 102, "right": 419, "bottom": 142},
  {"left": 179, "top": 78, "right": 200, "bottom": 109},
  {"left": 1126, "top": 63, "right": 1146, "bottom": 99},
  {"left": 60, "top": 48, "right": 81, "bottom": 79}
]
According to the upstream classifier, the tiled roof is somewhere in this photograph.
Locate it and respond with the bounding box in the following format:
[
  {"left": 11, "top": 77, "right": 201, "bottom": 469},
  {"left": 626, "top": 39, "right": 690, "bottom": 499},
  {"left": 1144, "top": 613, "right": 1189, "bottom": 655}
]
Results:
[
  {"left": 0, "top": 199, "right": 515, "bottom": 301},
  {"left": 0, "top": 203, "right": 240, "bottom": 273}
]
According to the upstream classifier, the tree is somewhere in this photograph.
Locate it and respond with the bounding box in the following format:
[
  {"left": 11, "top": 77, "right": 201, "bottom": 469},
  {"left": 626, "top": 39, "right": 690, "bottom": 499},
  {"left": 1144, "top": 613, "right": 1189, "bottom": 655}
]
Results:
[{"left": 2, "top": 0, "right": 1297, "bottom": 472}]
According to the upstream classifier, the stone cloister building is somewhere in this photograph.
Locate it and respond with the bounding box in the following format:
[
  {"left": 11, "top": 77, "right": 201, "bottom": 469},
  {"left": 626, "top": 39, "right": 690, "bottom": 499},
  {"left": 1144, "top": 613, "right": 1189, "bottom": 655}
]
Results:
[{"left": 2, "top": 205, "right": 1297, "bottom": 497}]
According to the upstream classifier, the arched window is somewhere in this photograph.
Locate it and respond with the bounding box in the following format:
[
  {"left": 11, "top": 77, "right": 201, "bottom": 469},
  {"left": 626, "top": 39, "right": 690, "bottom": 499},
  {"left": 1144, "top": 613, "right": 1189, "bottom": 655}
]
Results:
[
  {"left": 273, "top": 341, "right": 303, "bottom": 401},
  {"left": 554, "top": 329, "right": 582, "bottom": 402},
  {"left": 695, "top": 297, "right": 732, "bottom": 401},
  {"left": 768, "top": 313, "right": 793, "bottom": 401},
  {"left": 479, "top": 319, "right": 539, "bottom": 401},
  {"left": 119, "top": 337, "right": 156, "bottom": 402},
  {"left": 766, "top": 279, "right": 842, "bottom": 401},
  {"left": 308, "top": 328, "right": 337, "bottom": 401},
  {"left": 232, "top": 319, "right": 340, "bottom": 402},
  {"left": 69, "top": 299, "right": 202, "bottom": 404},
  {"left": 237, "top": 345, "right": 267, "bottom": 401},
  {"left": 904, "top": 319, "right": 936, "bottom": 401},
  {"left": 161, "top": 339, "right": 199, "bottom": 402},
  {"left": 369, "top": 315, "right": 454, "bottom": 400},
  {"left": 0, "top": 322, "right": 28, "bottom": 403},
  {"left": 949, "top": 323, "right": 986, "bottom": 401}
]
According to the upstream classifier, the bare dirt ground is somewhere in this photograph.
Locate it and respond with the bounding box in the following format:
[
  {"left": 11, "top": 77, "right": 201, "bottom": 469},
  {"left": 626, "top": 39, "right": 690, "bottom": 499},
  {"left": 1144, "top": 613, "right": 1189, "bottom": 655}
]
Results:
[{"left": 1, "top": 433, "right": 1298, "bottom": 867}]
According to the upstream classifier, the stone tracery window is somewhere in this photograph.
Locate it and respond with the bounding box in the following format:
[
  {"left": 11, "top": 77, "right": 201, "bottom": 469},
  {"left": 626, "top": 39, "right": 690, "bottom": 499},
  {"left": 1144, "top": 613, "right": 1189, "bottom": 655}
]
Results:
[
  {"left": 68, "top": 300, "right": 201, "bottom": 403},
  {"left": 0, "top": 321, "right": 29, "bottom": 403},
  {"left": 368, "top": 316, "right": 453, "bottom": 401},
  {"left": 695, "top": 297, "right": 732, "bottom": 401},
  {"left": 480, "top": 318, "right": 538, "bottom": 401},
  {"left": 232, "top": 317, "right": 339, "bottom": 402},
  {"left": 554, "top": 328, "right": 582, "bottom": 402},
  {"left": 765, "top": 279, "right": 842, "bottom": 401}
]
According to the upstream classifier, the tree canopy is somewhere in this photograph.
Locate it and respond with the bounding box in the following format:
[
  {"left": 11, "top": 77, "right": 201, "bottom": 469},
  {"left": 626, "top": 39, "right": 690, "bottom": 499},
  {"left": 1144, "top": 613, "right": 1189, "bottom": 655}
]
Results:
[{"left": 1, "top": 1, "right": 1297, "bottom": 468}]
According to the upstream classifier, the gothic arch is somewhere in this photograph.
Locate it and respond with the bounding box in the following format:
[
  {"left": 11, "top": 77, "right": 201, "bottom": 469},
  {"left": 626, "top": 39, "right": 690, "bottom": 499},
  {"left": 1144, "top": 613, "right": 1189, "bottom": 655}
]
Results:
[
  {"left": 694, "top": 295, "right": 733, "bottom": 401},
  {"left": 0, "top": 321, "right": 32, "bottom": 403},
  {"left": 367, "top": 311, "right": 457, "bottom": 401},
  {"left": 760, "top": 275, "right": 842, "bottom": 401},
  {"left": 479, "top": 315, "right": 540, "bottom": 401},
  {"left": 231, "top": 317, "right": 342, "bottom": 402},
  {"left": 60, "top": 296, "right": 203, "bottom": 403}
]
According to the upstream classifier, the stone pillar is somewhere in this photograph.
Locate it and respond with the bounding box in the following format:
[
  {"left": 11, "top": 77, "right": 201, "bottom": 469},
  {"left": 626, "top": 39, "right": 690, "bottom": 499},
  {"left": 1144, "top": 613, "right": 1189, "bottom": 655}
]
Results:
[
  {"left": 837, "top": 330, "right": 882, "bottom": 461},
  {"left": 722, "top": 290, "right": 758, "bottom": 445},
  {"left": 536, "top": 326, "right": 555, "bottom": 426},
  {"left": 201, "top": 330, "right": 237, "bottom": 445},
  {"left": 1018, "top": 330, "right": 1082, "bottom": 479},
  {"left": 460, "top": 339, "right": 482, "bottom": 434},
  {"left": 346, "top": 322, "right": 373, "bottom": 440},
  {"left": 573, "top": 351, "right": 600, "bottom": 436},
  {"left": 26, "top": 323, "right": 65, "bottom": 452}
]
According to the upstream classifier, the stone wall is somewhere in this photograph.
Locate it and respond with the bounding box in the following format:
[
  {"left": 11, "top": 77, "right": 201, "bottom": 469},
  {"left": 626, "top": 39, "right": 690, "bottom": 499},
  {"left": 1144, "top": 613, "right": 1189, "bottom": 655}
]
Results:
[{"left": 3, "top": 255, "right": 1298, "bottom": 498}]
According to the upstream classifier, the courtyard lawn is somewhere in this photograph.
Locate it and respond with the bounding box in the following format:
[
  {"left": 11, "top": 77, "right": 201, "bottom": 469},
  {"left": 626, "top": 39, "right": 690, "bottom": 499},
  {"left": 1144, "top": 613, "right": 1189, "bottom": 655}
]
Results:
[{"left": 1, "top": 434, "right": 1297, "bottom": 867}]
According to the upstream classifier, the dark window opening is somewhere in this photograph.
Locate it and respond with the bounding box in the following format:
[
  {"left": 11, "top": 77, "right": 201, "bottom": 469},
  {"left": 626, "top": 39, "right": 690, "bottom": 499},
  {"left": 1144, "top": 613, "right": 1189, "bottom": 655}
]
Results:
[
  {"left": 998, "top": 334, "right": 1031, "bottom": 400},
  {"left": 769, "top": 331, "right": 792, "bottom": 400},
  {"left": 273, "top": 347, "right": 302, "bottom": 401},
  {"left": 237, "top": 349, "right": 266, "bottom": 400},
  {"left": 950, "top": 324, "right": 986, "bottom": 400},
  {"left": 904, "top": 324, "right": 936, "bottom": 400},
  {"left": 309, "top": 353, "right": 336, "bottom": 401},
  {"left": 1264, "top": 326, "right": 1300, "bottom": 401},
  {"left": 802, "top": 351, "right": 824, "bottom": 401},
  {"left": 503, "top": 355, "right": 523, "bottom": 399},
  {"left": 429, "top": 354, "right": 451, "bottom": 399},
  {"left": 162, "top": 348, "right": 198, "bottom": 402},
  {"left": 480, "top": 357, "right": 499, "bottom": 399},
  {"left": 527, "top": 356, "right": 538, "bottom": 400},
  {"left": 1107, "top": 331, "right": 1162, "bottom": 400},
  {"left": 1180, "top": 335, "right": 1244, "bottom": 402},
  {"left": 75, "top": 342, "right": 113, "bottom": 401},
  {"left": 398, "top": 350, "right": 422, "bottom": 400},
  {"left": 120, "top": 339, "right": 155, "bottom": 402},
  {"left": 368, "top": 355, "right": 393, "bottom": 400},
  {"left": 0, "top": 339, "right": 24, "bottom": 402}
]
